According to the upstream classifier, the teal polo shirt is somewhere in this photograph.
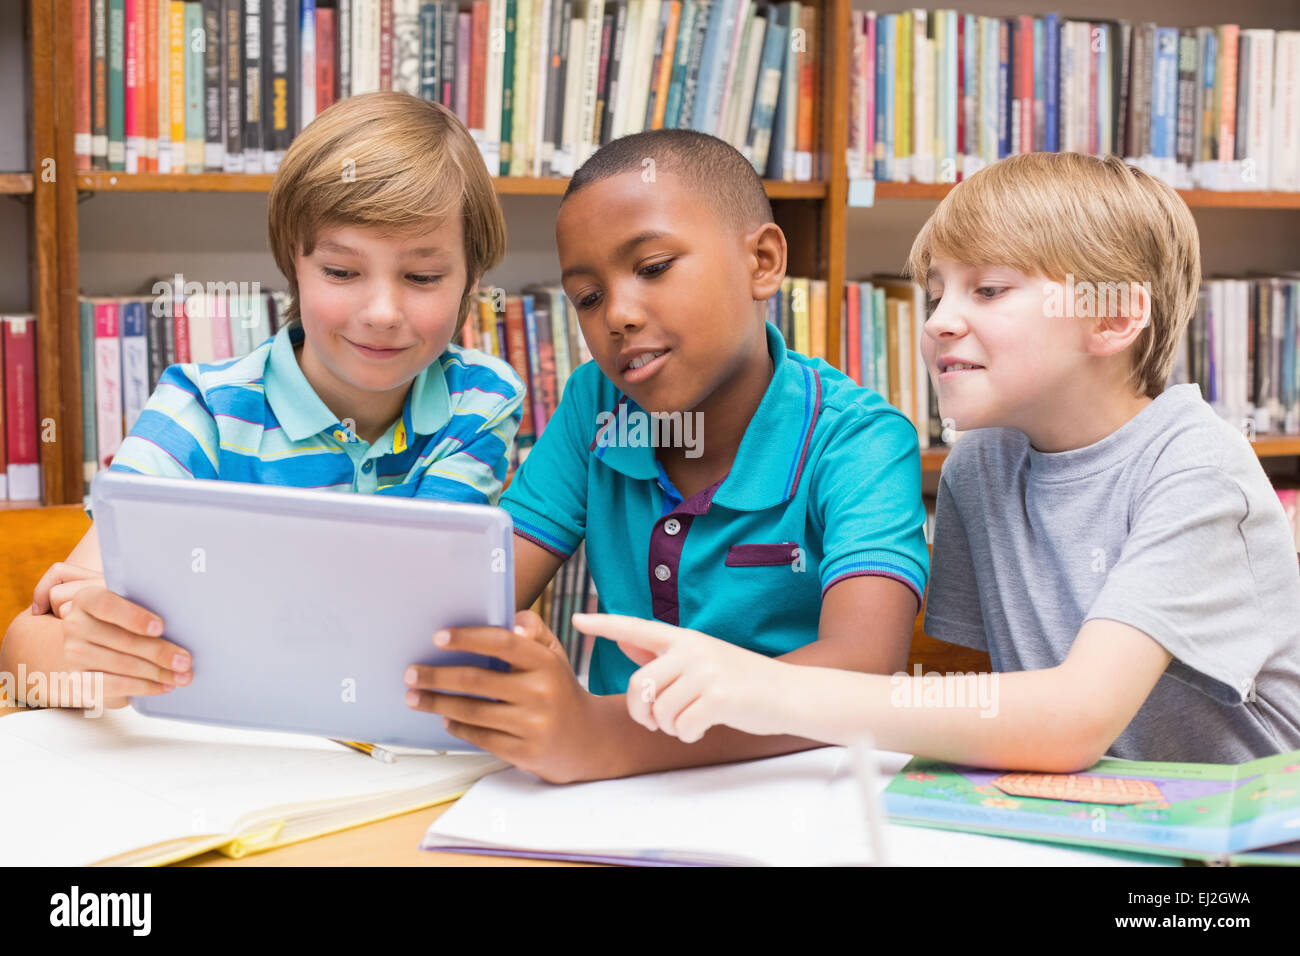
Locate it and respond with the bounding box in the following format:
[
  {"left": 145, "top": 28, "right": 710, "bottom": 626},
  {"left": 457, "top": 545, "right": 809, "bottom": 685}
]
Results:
[{"left": 501, "top": 321, "right": 929, "bottom": 696}]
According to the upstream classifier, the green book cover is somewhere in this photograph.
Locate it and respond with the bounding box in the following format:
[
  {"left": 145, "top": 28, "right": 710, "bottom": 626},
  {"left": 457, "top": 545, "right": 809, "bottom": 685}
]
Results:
[
  {"left": 885, "top": 749, "right": 1300, "bottom": 865},
  {"left": 184, "top": 1, "right": 205, "bottom": 173},
  {"left": 108, "top": 0, "right": 125, "bottom": 170},
  {"left": 500, "top": 0, "right": 516, "bottom": 175}
]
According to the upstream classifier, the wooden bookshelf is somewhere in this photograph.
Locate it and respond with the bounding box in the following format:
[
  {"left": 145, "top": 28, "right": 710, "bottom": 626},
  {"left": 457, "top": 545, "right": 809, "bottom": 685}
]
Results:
[
  {"left": 868, "top": 180, "right": 1300, "bottom": 210},
  {"left": 17, "top": 0, "right": 1300, "bottom": 505},
  {"left": 75, "top": 170, "right": 830, "bottom": 199}
]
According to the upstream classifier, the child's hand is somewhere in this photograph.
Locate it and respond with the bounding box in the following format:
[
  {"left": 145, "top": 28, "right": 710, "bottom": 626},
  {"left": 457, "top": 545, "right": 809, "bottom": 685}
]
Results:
[
  {"left": 570, "top": 613, "right": 793, "bottom": 743},
  {"left": 58, "top": 586, "right": 193, "bottom": 708},
  {"left": 403, "top": 610, "right": 605, "bottom": 783},
  {"left": 32, "top": 561, "right": 106, "bottom": 619}
]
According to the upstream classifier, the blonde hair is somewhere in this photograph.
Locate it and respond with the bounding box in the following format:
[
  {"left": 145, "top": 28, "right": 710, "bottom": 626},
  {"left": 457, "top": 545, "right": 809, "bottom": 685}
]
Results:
[
  {"left": 268, "top": 91, "right": 506, "bottom": 332},
  {"left": 905, "top": 152, "right": 1201, "bottom": 399}
]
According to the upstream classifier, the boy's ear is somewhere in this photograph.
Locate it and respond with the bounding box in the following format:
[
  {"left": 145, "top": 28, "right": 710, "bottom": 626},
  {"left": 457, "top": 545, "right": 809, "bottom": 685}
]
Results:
[
  {"left": 746, "top": 222, "right": 788, "bottom": 301},
  {"left": 1087, "top": 281, "right": 1152, "bottom": 358}
]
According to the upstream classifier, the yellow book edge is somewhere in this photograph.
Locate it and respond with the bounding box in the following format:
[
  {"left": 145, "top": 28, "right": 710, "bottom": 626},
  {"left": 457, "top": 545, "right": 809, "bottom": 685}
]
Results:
[{"left": 90, "top": 786, "right": 481, "bottom": 867}]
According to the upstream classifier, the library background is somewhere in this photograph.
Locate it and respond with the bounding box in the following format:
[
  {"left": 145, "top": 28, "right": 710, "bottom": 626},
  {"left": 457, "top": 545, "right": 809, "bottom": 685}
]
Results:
[{"left": 2, "top": 0, "right": 1299, "bottom": 657}]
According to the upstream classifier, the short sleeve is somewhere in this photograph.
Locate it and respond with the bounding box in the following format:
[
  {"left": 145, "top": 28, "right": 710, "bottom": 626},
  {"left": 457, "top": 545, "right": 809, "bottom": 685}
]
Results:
[
  {"left": 108, "top": 365, "right": 220, "bottom": 480},
  {"left": 922, "top": 462, "right": 989, "bottom": 651},
  {"left": 411, "top": 383, "right": 524, "bottom": 505},
  {"left": 1084, "top": 466, "right": 1272, "bottom": 705},
  {"left": 813, "top": 406, "right": 929, "bottom": 609},
  {"left": 499, "top": 362, "right": 597, "bottom": 559}
]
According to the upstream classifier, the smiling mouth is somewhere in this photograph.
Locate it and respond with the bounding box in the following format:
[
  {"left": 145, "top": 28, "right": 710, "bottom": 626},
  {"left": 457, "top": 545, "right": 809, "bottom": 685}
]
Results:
[
  {"left": 620, "top": 349, "right": 671, "bottom": 383},
  {"left": 347, "top": 338, "right": 410, "bottom": 358}
]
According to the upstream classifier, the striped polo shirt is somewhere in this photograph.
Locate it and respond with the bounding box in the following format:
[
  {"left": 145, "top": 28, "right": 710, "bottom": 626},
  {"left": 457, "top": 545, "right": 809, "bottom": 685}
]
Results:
[
  {"left": 502, "top": 320, "right": 929, "bottom": 695},
  {"left": 108, "top": 323, "right": 524, "bottom": 504}
]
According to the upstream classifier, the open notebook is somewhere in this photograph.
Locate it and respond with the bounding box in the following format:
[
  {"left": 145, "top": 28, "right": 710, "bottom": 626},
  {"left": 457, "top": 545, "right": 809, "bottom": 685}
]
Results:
[
  {"left": 0, "top": 707, "right": 506, "bottom": 866},
  {"left": 422, "top": 746, "right": 1170, "bottom": 866}
]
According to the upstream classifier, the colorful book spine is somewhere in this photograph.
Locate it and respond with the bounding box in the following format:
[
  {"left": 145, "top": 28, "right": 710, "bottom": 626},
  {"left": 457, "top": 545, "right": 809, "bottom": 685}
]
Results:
[
  {"left": 3, "top": 317, "right": 40, "bottom": 501},
  {"left": 94, "top": 301, "right": 124, "bottom": 469},
  {"left": 121, "top": 300, "right": 150, "bottom": 435}
]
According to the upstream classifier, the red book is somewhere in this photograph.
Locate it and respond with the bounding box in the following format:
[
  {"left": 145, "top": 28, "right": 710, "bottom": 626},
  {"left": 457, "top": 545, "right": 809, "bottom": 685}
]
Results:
[
  {"left": 125, "top": 0, "right": 139, "bottom": 171},
  {"left": 469, "top": 1, "right": 488, "bottom": 134},
  {"left": 75, "top": 0, "right": 92, "bottom": 169},
  {"left": 846, "top": 283, "right": 861, "bottom": 385},
  {"left": 379, "top": 0, "right": 394, "bottom": 90},
  {"left": 502, "top": 296, "right": 535, "bottom": 442},
  {"left": 317, "top": 7, "right": 336, "bottom": 112},
  {"left": 4, "top": 316, "right": 40, "bottom": 501},
  {"left": 143, "top": 0, "right": 158, "bottom": 172},
  {"left": 172, "top": 291, "right": 191, "bottom": 364}
]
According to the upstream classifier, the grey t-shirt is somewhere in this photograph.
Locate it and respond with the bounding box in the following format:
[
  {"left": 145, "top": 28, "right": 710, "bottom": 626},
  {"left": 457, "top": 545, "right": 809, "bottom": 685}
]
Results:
[{"left": 923, "top": 383, "right": 1300, "bottom": 764}]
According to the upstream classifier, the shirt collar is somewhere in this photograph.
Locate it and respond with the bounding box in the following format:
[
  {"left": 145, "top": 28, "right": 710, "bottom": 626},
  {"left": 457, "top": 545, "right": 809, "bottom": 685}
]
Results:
[
  {"left": 265, "top": 325, "right": 452, "bottom": 445},
  {"left": 590, "top": 322, "right": 821, "bottom": 511}
]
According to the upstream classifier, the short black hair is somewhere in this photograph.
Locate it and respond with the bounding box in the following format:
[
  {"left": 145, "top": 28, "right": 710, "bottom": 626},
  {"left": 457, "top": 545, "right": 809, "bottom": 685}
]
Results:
[{"left": 563, "top": 129, "right": 774, "bottom": 231}]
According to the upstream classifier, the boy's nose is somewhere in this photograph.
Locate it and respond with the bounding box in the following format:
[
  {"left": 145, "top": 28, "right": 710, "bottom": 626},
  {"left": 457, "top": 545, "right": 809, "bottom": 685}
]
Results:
[
  {"left": 602, "top": 292, "right": 647, "bottom": 335},
  {"left": 361, "top": 285, "right": 403, "bottom": 328},
  {"left": 923, "top": 297, "right": 967, "bottom": 339}
]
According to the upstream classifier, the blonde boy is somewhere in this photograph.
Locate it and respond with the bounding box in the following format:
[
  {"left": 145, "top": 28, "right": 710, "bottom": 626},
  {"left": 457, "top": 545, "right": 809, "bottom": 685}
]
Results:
[
  {"left": 575, "top": 152, "right": 1300, "bottom": 770},
  {"left": 3, "top": 92, "right": 524, "bottom": 709}
]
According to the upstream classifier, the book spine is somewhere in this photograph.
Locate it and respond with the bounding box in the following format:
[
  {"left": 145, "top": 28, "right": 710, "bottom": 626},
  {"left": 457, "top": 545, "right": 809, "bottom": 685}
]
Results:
[
  {"left": 457, "top": 11, "right": 471, "bottom": 120},
  {"left": 393, "top": 0, "right": 421, "bottom": 96},
  {"left": 506, "top": 0, "right": 527, "bottom": 174},
  {"left": 221, "top": 0, "right": 244, "bottom": 170},
  {"left": 141, "top": 0, "right": 158, "bottom": 170},
  {"left": 155, "top": 0, "right": 171, "bottom": 170},
  {"left": 380, "top": 0, "right": 394, "bottom": 89},
  {"left": 592, "top": 11, "right": 613, "bottom": 143},
  {"left": 1176, "top": 28, "right": 1197, "bottom": 170},
  {"left": 540, "top": 0, "right": 564, "bottom": 171},
  {"left": 108, "top": 0, "right": 126, "bottom": 169},
  {"left": 481, "top": 0, "right": 502, "bottom": 169},
  {"left": 499, "top": 0, "right": 516, "bottom": 174},
  {"left": 120, "top": 301, "right": 150, "bottom": 435},
  {"left": 469, "top": 1, "right": 488, "bottom": 141},
  {"left": 316, "top": 5, "right": 334, "bottom": 111},
  {"left": 300, "top": 0, "right": 317, "bottom": 127},
  {"left": 77, "top": 0, "right": 93, "bottom": 169},
  {"left": 336, "top": 0, "right": 350, "bottom": 98},
  {"left": 167, "top": 1, "right": 185, "bottom": 170},
  {"left": 419, "top": 2, "right": 440, "bottom": 101},
  {"left": 172, "top": 286, "right": 191, "bottom": 363},
  {"left": 184, "top": 1, "right": 205, "bottom": 171},
  {"left": 1217, "top": 25, "right": 1238, "bottom": 167},
  {"left": 746, "top": 7, "right": 782, "bottom": 173},
  {"left": 502, "top": 295, "right": 535, "bottom": 442},
  {"left": 94, "top": 302, "right": 124, "bottom": 469},
  {"left": 125, "top": 0, "right": 139, "bottom": 172},
  {"left": 242, "top": 0, "right": 262, "bottom": 171},
  {"left": 520, "top": 294, "right": 549, "bottom": 433},
  {"left": 3, "top": 317, "right": 39, "bottom": 500},
  {"left": 203, "top": 0, "right": 225, "bottom": 169},
  {"left": 92, "top": 0, "right": 109, "bottom": 168}
]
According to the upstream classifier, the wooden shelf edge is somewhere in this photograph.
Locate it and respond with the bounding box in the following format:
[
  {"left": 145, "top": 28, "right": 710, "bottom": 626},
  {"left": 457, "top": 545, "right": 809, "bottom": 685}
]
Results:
[
  {"left": 921, "top": 435, "right": 1300, "bottom": 471},
  {"left": 0, "top": 172, "right": 34, "bottom": 194},
  {"left": 76, "top": 171, "right": 827, "bottom": 199},
  {"left": 862, "top": 179, "right": 1300, "bottom": 210}
]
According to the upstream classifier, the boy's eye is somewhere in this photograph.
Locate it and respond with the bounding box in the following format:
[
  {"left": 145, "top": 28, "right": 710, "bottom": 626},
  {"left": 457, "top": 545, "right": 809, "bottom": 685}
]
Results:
[
  {"left": 574, "top": 290, "right": 601, "bottom": 310},
  {"left": 323, "top": 267, "right": 355, "bottom": 280},
  {"left": 927, "top": 290, "right": 942, "bottom": 308},
  {"left": 975, "top": 286, "right": 1006, "bottom": 299},
  {"left": 408, "top": 274, "right": 443, "bottom": 286},
  {"left": 639, "top": 259, "right": 673, "bottom": 278}
]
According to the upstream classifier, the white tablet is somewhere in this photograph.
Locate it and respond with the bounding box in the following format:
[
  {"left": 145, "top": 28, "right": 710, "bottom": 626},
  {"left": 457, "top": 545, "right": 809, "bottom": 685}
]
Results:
[{"left": 91, "top": 469, "right": 515, "bottom": 751}]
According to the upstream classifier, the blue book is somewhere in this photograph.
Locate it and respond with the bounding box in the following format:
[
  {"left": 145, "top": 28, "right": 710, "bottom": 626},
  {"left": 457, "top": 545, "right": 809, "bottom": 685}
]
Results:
[
  {"left": 997, "top": 19, "right": 1010, "bottom": 158},
  {"left": 689, "top": 0, "right": 735, "bottom": 134},
  {"left": 662, "top": 0, "right": 697, "bottom": 129},
  {"left": 120, "top": 300, "right": 150, "bottom": 438},
  {"left": 520, "top": 295, "right": 548, "bottom": 435},
  {"left": 1032, "top": 17, "right": 1044, "bottom": 152},
  {"left": 764, "top": 2, "right": 794, "bottom": 178},
  {"left": 1151, "top": 27, "right": 1179, "bottom": 161},
  {"left": 1044, "top": 13, "right": 1059, "bottom": 152},
  {"left": 745, "top": 8, "right": 787, "bottom": 173},
  {"left": 858, "top": 282, "right": 874, "bottom": 391},
  {"left": 419, "top": 3, "right": 441, "bottom": 103}
]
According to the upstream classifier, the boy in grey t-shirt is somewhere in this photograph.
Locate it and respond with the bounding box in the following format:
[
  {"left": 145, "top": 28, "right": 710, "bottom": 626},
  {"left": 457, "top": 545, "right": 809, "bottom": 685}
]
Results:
[{"left": 564, "top": 152, "right": 1300, "bottom": 772}]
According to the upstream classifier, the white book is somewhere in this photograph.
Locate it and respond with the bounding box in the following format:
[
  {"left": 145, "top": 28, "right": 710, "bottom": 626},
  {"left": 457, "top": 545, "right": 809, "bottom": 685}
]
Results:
[
  {"left": 94, "top": 308, "right": 123, "bottom": 472},
  {"left": 714, "top": 0, "right": 753, "bottom": 143},
  {"left": 483, "top": 0, "right": 506, "bottom": 173},
  {"left": 611, "top": 0, "right": 641, "bottom": 140},
  {"left": 553, "top": 17, "right": 587, "bottom": 176},
  {"left": 1273, "top": 33, "right": 1300, "bottom": 192},
  {"left": 1241, "top": 30, "right": 1274, "bottom": 191},
  {"left": 352, "top": 0, "right": 378, "bottom": 95},
  {"left": 531, "top": 0, "right": 552, "bottom": 176},
  {"left": 0, "top": 707, "right": 505, "bottom": 867},
  {"left": 121, "top": 307, "right": 150, "bottom": 436},
  {"left": 627, "top": 0, "right": 660, "bottom": 137},
  {"left": 186, "top": 291, "right": 215, "bottom": 365},
  {"left": 392, "top": 0, "right": 421, "bottom": 96},
  {"left": 301, "top": 2, "right": 318, "bottom": 126},
  {"left": 576, "top": 0, "right": 606, "bottom": 168}
]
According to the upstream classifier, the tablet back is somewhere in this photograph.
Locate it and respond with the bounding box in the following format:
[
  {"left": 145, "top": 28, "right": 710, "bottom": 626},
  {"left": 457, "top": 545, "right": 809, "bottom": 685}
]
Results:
[{"left": 91, "top": 470, "right": 515, "bottom": 751}]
